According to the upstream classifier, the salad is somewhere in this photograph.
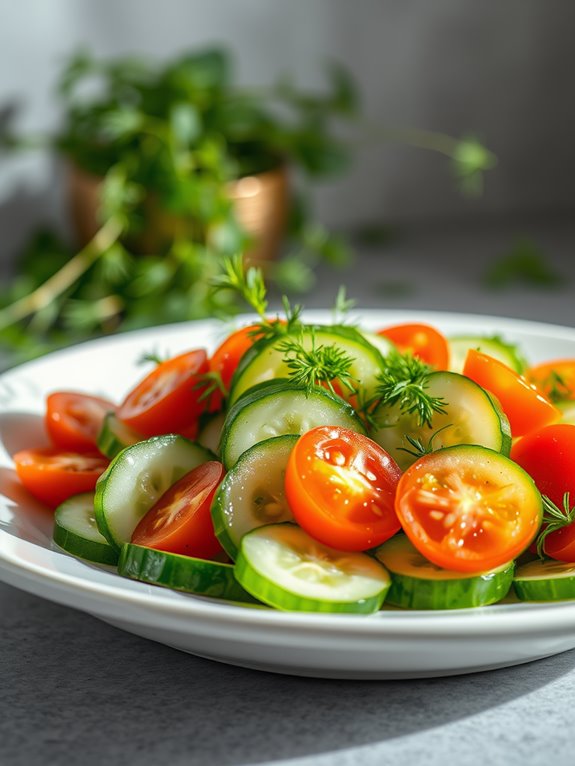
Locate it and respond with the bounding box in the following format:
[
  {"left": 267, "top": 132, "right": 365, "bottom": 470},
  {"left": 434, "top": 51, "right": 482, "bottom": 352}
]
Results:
[{"left": 11, "top": 256, "right": 575, "bottom": 614}]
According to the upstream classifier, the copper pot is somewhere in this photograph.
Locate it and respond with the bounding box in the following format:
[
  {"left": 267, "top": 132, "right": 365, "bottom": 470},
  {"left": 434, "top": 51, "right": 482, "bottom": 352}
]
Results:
[{"left": 67, "top": 163, "right": 289, "bottom": 266}]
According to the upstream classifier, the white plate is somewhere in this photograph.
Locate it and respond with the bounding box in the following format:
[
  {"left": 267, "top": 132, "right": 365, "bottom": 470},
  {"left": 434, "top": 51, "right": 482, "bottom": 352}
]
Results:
[{"left": 2, "top": 309, "right": 575, "bottom": 680}]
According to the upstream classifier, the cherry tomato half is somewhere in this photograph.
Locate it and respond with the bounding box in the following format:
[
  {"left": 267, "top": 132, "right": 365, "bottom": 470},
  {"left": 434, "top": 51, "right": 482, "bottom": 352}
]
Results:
[
  {"left": 395, "top": 445, "right": 542, "bottom": 573},
  {"left": 527, "top": 359, "right": 575, "bottom": 402},
  {"left": 284, "top": 426, "right": 402, "bottom": 551},
  {"left": 511, "top": 423, "right": 575, "bottom": 562},
  {"left": 377, "top": 323, "right": 450, "bottom": 369},
  {"left": 131, "top": 461, "right": 225, "bottom": 558},
  {"left": 45, "top": 391, "right": 116, "bottom": 452},
  {"left": 207, "top": 325, "right": 258, "bottom": 411},
  {"left": 13, "top": 448, "right": 109, "bottom": 509},
  {"left": 463, "top": 349, "right": 560, "bottom": 437},
  {"left": 118, "top": 349, "right": 209, "bottom": 437}
]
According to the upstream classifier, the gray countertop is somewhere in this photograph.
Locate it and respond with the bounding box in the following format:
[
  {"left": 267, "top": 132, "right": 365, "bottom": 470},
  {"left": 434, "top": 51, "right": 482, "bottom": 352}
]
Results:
[{"left": 1, "top": 216, "right": 575, "bottom": 766}]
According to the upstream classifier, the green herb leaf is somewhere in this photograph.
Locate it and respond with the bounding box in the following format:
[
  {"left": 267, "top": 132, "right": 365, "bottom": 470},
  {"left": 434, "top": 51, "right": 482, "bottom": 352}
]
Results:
[
  {"left": 277, "top": 331, "right": 357, "bottom": 397},
  {"left": 376, "top": 351, "right": 447, "bottom": 428},
  {"left": 536, "top": 494, "right": 575, "bottom": 558},
  {"left": 484, "top": 239, "right": 563, "bottom": 290}
]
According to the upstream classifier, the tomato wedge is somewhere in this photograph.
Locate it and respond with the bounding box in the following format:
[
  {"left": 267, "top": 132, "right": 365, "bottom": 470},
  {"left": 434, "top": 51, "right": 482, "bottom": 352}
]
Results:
[
  {"left": 45, "top": 391, "right": 116, "bottom": 452},
  {"left": 511, "top": 424, "right": 575, "bottom": 562},
  {"left": 117, "top": 349, "right": 209, "bottom": 437},
  {"left": 207, "top": 325, "right": 258, "bottom": 411},
  {"left": 377, "top": 323, "right": 449, "bottom": 369},
  {"left": 131, "top": 461, "right": 225, "bottom": 558},
  {"left": 395, "top": 445, "right": 542, "bottom": 573},
  {"left": 284, "top": 425, "right": 402, "bottom": 551},
  {"left": 463, "top": 349, "right": 560, "bottom": 437},
  {"left": 527, "top": 359, "right": 575, "bottom": 402},
  {"left": 13, "top": 448, "right": 109, "bottom": 509}
]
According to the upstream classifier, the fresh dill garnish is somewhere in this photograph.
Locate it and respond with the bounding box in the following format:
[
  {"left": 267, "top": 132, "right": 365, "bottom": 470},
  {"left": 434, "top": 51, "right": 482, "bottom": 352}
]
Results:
[
  {"left": 397, "top": 424, "right": 453, "bottom": 458},
  {"left": 277, "top": 330, "right": 357, "bottom": 397},
  {"left": 332, "top": 285, "right": 356, "bottom": 324},
  {"left": 193, "top": 370, "right": 228, "bottom": 406},
  {"left": 212, "top": 255, "right": 302, "bottom": 342},
  {"left": 138, "top": 350, "right": 169, "bottom": 366},
  {"left": 375, "top": 350, "right": 447, "bottom": 428},
  {"left": 536, "top": 493, "right": 575, "bottom": 558}
]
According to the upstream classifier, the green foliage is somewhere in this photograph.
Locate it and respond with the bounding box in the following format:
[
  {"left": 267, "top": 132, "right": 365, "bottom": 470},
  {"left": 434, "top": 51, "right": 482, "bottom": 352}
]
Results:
[
  {"left": 0, "top": 47, "right": 358, "bottom": 364},
  {"left": 484, "top": 238, "right": 563, "bottom": 289}
]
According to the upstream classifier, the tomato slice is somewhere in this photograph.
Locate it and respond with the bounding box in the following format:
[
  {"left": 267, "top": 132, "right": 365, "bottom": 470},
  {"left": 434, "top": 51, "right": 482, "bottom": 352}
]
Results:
[
  {"left": 13, "top": 448, "right": 109, "bottom": 509},
  {"left": 131, "top": 461, "right": 225, "bottom": 558},
  {"left": 45, "top": 391, "right": 116, "bottom": 452},
  {"left": 284, "top": 426, "right": 402, "bottom": 551},
  {"left": 527, "top": 359, "right": 575, "bottom": 402},
  {"left": 117, "top": 349, "right": 209, "bottom": 437},
  {"left": 463, "top": 349, "right": 560, "bottom": 437},
  {"left": 395, "top": 445, "right": 542, "bottom": 573},
  {"left": 207, "top": 325, "right": 258, "bottom": 412},
  {"left": 511, "top": 423, "right": 575, "bottom": 561},
  {"left": 377, "top": 323, "right": 449, "bottom": 369}
]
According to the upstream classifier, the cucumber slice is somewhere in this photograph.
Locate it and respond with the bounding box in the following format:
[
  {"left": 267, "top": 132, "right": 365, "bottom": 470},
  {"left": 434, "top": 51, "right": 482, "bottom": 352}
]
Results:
[
  {"left": 228, "top": 324, "right": 384, "bottom": 405},
  {"left": 234, "top": 523, "right": 391, "bottom": 613},
  {"left": 94, "top": 434, "right": 215, "bottom": 549},
  {"left": 514, "top": 558, "right": 575, "bottom": 601},
  {"left": 118, "top": 543, "right": 256, "bottom": 603},
  {"left": 97, "top": 412, "right": 142, "bottom": 459},
  {"left": 53, "top": 493, "right": 119, "bottom": 565},
  {"left": 371, "top": 370, "right": 511, "bottom": 470},
  {"left": 375, "top": 534, "right": 514, "bottom": 610},
  {"left": 220, "top": 380, "right": 366, "bottom": 469},
  {"left": 360, "top": 331, "right": 396, "bottom": 357},
  {"left": 211, "top": 435, "right": 297, "bottom": 560},
  {"left": 449, "top": 335, "right": 527, "bottom": 374},
  {"left": 197, "top": 412, "right": 226, "bottom": 455}
]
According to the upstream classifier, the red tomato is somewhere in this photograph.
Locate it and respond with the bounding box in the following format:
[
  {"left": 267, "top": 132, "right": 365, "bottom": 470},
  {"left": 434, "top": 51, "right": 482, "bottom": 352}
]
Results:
[
  {"left": 377, "top": 323, "right": 450, "bottom": 369},
  {"left": 463, "top": 349, "right": 560, "bottom": 437},
  {"left": 13, "top": 448, "right": 109, "bottom": 509},
  {"left": 131, "top": 461, "right": 225, "bottom": 558},
  {"left": 117, "top": 349, "right": 209, "bottom": 437},
  {"left": 511, "top": 423, "right": 575, "bottom": 561},
  {"left": 45, "top": 391, "right": 116, "bottom": 452},
  {"left": 395, "top": 445, "right": 542, "bottom": 573},
  {"left": 207, "top": 325, "right": 258, "bottom": 411},
  {"left": 284, "top": 426, "right": 402, "bottom": 551},
  {"left": 527, "top": 359, "right": 575, "bottom": 402}
]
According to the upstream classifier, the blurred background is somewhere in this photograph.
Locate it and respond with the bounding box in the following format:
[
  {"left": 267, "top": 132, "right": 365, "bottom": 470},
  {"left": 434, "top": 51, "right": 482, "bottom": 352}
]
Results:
[{"left": 0, "top": 0, "right": 574, "bottom": 362}]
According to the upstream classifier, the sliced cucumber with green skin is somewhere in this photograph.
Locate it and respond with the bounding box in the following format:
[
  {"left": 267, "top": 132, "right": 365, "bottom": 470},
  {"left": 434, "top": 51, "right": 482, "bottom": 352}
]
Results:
[
  {"left": 360, "top": 331, "right": 396, "bottom": 358},
  {"left": 97, "top": 412, "right": 143, "bottom": 459},
  {"left": 371, "top": 370, "right": 511, "bottom": 470},
  {"left": 449, "top": 335, "right": 528, "bottom": 374},
  {"left": 514, "top": 558, "right": 575, "bottom": 601},
  {"left": 235, "top": 524, "right": 391, "bottom": 613},
  {"left": 220, "top": 379, "right": 366, "bottom": 469},
  {"left": 374, "top": 534, "right": 514, "bottom": 610},
  {"left": 118, "top": 543, "right": 257, "bottom": 603},
  {"left": 94, "top": 435, "right": 215, "bottom": 550},
  {"left": 212, "top": 435, "right": 297, "bottom": 560},
  {"left": 53, "top": 493, "right": 119, "bottom": 565},
  {"left": 197, "top": 412, "right": 226, "bottom": 455},
  {"left": 228, "top": 324, "right": 385, "bottom": 405}
]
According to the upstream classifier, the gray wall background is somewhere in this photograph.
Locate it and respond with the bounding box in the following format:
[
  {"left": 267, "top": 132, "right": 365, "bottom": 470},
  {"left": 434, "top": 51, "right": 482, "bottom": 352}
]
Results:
[{"left": 0, "top": 0, "right": 573, "bottom": 260}]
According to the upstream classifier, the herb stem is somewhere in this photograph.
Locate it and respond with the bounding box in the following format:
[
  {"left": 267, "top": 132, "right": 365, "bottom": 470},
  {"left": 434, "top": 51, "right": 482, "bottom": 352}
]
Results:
[{"left": 0, "top": 215, "right": 123, "bottom": 330}]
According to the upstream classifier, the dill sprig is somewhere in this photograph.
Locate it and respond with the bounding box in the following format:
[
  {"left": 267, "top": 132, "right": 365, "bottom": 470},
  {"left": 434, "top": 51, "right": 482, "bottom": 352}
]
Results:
[
  {"left": 536, "top": 493, "right": 575, "bottom": 558},
  {"left": 397, "top": 424, "right": 453, "bottom": 458},
  {"left": 277, "top": 330, "right": 357, "bottom": 397},
  {"left": 137, "top": 350, "right": 169, "bottom": 366},
  {"left": 332, "top": 285, "right": 356, "bottom": 324},
  {"left": 212, "top": 255, "right": 302, "bottom": 342},
  {"left": 194, "top": 370, "right": 228, "bottom": 407},
  {"left": 375, "top": 350, "right": 447, "bottom": 428}
]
